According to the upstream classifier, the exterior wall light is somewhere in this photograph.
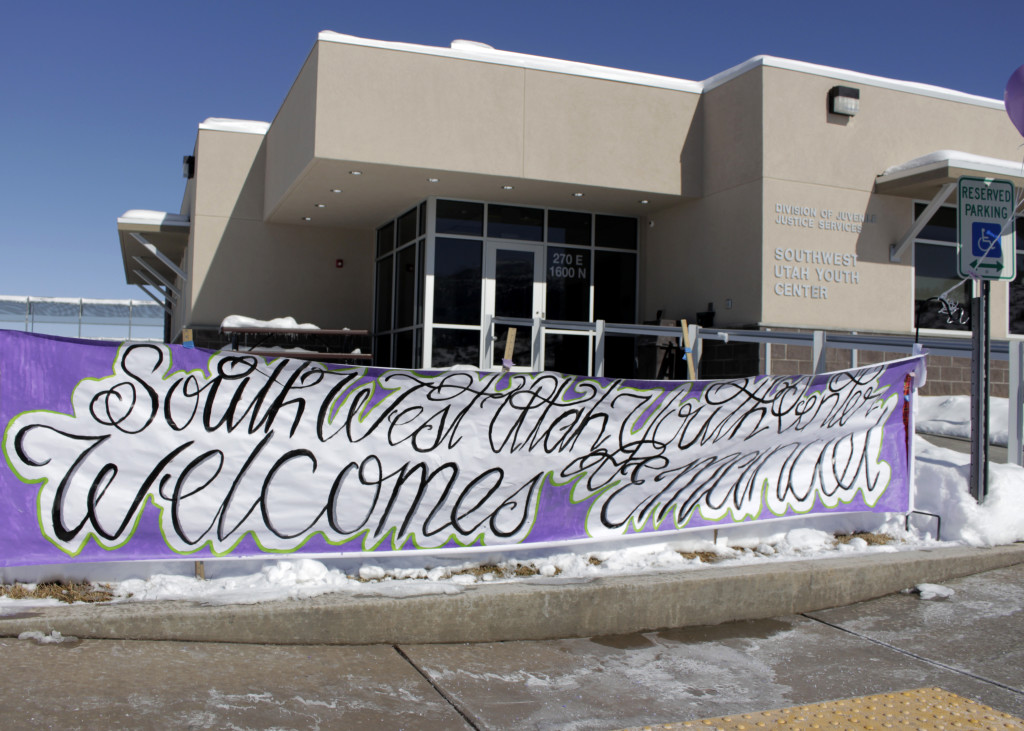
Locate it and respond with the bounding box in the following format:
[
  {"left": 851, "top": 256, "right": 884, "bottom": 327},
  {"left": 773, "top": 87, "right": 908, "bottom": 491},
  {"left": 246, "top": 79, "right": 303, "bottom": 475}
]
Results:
[{"left": 828, "top": 85, "right": 860, "bottom": 116}]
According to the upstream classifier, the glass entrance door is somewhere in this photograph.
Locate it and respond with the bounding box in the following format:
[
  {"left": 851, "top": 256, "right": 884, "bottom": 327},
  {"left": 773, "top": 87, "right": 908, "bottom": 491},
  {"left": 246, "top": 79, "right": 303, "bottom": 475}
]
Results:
[{"left": 483, "top": 242, "right": 544, "bottom": 370}]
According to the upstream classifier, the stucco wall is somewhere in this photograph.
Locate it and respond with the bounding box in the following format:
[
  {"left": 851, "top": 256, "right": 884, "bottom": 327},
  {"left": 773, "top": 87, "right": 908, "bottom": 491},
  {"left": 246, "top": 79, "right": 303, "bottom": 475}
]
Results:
[
  {"left": 753, "top": 65, "right": 1021, "bottom": 335},
  {"left": 188, "top": 126, "right": 373, "bottom": 333}
]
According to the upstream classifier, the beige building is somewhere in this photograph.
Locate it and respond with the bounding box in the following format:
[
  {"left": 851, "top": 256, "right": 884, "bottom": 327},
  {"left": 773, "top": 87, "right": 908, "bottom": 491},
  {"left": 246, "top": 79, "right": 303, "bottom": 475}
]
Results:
[{"left": 117, "top": 32, "right": 1023, "bottom": 379}]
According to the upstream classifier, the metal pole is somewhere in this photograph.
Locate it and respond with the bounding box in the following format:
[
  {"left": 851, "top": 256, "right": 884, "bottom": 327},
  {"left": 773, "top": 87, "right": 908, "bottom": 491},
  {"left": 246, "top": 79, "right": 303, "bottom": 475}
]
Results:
[
  {"left": 812, "top": 330, "right": 827, "bottom": 374},
  {"left": 595, "top": 320, "right": 606, "bottom": 377},
  {"left": 969, "top": 282, "right": 989, "bottom": 503}
]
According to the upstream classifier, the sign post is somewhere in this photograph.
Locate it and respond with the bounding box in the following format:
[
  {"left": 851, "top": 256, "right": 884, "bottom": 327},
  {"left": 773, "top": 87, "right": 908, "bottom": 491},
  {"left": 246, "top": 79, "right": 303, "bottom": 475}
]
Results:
[{"left": 957, "top": 176, "right": 1017, "bottom": 503}]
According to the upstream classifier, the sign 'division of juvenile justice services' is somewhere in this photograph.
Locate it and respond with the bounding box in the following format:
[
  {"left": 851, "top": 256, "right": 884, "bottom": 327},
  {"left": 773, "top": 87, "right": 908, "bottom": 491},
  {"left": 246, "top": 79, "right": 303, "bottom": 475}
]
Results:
[{"left": 958, "top": 176, "right": 1016, "bottom": 280}]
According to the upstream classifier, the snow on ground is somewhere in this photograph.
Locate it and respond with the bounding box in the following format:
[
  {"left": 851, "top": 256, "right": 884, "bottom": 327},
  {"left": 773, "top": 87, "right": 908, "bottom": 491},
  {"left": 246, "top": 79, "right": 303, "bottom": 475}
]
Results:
[
  {"left": 3, "top": 397, "right": 1023, "bottom": 610},
  {"left": 917, "top": 394, "right": 1009, "bottom": 445}
]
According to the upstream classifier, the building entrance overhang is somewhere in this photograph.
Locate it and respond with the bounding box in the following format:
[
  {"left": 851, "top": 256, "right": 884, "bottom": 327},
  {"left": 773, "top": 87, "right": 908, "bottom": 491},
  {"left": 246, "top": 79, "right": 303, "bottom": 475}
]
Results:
[
  {"left": 263, "top": 159, "right": 679, "bottom": 230},
  {"left": 877, "top": 151, "right": 1024, "bottom": 262},
  {"left": 116, "top": 210, "right": 189, "bottom": 308}
]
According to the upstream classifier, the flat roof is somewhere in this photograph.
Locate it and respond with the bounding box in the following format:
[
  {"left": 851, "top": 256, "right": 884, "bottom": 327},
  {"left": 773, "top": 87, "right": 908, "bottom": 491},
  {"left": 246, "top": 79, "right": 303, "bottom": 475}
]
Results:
[{"left": 318, "top": 31, "right": 1005, "bottom": 110}]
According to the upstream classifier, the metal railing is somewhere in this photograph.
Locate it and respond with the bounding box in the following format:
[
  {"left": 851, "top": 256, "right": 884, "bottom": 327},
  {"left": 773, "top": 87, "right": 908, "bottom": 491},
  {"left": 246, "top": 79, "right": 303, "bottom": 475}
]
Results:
[
  {"left": 0, "top": 296, "right": 164, "bottom": 341},
  {"left": 484, "top": 315, "right": 1024, "bottom": 466}
]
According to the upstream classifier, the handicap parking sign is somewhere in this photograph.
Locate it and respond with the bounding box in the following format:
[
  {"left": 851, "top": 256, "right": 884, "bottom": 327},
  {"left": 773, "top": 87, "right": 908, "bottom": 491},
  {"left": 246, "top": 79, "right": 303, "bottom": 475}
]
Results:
[
  {"left": 958, "top": 176, "right": 1015, "bottom": 280},
  {"left": 971, "top": 221, "right": 1003, "bottom": 258}
]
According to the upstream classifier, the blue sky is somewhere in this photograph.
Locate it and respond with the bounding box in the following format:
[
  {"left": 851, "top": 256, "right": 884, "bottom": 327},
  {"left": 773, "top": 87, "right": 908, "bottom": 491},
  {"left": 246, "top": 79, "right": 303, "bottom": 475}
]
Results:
[{"left": 1, "top": 0, "right": 1022, "bottom": 301}]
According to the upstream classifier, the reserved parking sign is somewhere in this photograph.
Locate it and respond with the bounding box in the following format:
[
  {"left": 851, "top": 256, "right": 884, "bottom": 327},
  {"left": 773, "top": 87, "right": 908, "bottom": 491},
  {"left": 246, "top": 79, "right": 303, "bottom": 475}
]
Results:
[{"left": 958, "top": 176, "right": 1016, "bottom": 280}]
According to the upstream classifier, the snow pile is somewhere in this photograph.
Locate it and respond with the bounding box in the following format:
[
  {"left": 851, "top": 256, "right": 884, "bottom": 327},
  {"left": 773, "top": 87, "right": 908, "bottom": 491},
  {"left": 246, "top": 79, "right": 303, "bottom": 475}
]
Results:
[
  {"left": 914, "top": 436, "right": 1024, "bottom": 546},
  {"left": 917, "top": 395, "right": 1008, "bottom": 446},
  {"left": 18, "top": 630, "right": 77, "bottom": 644},
  {"left": 915, "top": 583, "right": 955, "bottom": 600},
  {"left": 117, "top": 559, "right": 355, "bottom": 605},
  {"left": 220, "top": 314, "right": 320, "bottom": 330}
]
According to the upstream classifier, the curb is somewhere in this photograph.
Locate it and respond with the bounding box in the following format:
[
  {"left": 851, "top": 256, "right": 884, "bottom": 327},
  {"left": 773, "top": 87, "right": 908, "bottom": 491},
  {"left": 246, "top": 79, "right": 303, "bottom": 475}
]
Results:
[{"left": 2, "top": 544, "right": 1022, "bottom": 645}]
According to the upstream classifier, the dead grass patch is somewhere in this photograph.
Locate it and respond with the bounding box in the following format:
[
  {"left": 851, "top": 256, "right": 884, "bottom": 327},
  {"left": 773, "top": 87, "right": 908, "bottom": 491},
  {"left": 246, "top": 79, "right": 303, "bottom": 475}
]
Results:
[
  {"left": 0, "top": 581, "right": 118, "bottom": 604},
  {"left": 677, "top": 551, "right": 722, "bottom": 563},
  {"left": 454, "top": 563, "right": 558, "bottom": 579},
  {"left": 834, "top": 532, "right": 894, "bottom": 546}
]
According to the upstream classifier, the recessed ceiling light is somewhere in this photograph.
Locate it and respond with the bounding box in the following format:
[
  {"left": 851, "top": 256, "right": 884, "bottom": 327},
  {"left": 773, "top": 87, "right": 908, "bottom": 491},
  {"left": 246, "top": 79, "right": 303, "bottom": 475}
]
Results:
[
  {"left": 639, "top": 199, "right": 649, "bottom": 205},
  {"left": 331, "top": 188, "right": 342, "bottom": 194},
  {"left": 572, "top": 192, "right": 584, "bottom": 198},
  {"left": 501, "top": 185, "right": 514, "bottom": 190},
  {"left": 302, "top": 216, "right": 312, "bottom": 222},
  {"left": 428, "top": 177, "right": 439, "bottom": 183},
  {"left": 349, "top": 170, "right": 362, "bottom": 176},
  {"left": 314, "top": 203, "right": 326, "bottom": 208}
]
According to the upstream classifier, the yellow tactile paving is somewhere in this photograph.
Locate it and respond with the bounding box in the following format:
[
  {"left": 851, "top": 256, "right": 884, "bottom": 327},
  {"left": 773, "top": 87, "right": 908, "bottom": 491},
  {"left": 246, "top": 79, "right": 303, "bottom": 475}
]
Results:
[{"left": 625, "top": 687, "right": 1024, "bottom": 730}]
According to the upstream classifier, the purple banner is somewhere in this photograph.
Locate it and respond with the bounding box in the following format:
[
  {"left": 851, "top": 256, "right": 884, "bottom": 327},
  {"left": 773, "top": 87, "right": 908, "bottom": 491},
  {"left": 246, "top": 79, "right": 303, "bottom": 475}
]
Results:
[{"left": 0, "top": 331, "right": 918, "bottom": 567}]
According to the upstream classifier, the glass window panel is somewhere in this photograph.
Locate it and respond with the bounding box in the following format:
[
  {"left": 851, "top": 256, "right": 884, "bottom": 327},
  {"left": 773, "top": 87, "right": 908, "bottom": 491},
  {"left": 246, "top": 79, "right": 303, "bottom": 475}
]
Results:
[
  {"left": 595, "top": 215, "right": 638, "bottom": 250},
  {"left": 594, "top": 251, "right": 637, "bottom": 323},
  {"left": 395, "top": 246, "right": 417, "bottom": 329},
  {"left": 1011, "top": 249, "right": 1024, "bottom": 335},
  {"left": 495, "top": 248, "right": 536, "bottom": 319},
  {"left": 375, "top": 334, "right": 392, "bottom": 368},
  {"left": 395, "top": 331, "right": 414, "bottom": 368},
  {"left": 418, "top": 202, "right": 426, "bottom": 237},
  {"left": 602, "top": 335, "right": 639, "bottom": 379},
  {"left": 544, "top": 334, "right": 589, "bottom": 375},
  {"left": 545, "top": 246, "right": 590, "bottom": 321},
  {"left": 488, "top": 205, "right": 544, "bottom": 241},
  {"left": 431, "top": 328, "right": 480, "bottom": 368},
  {"left": 914, "top": 242, "right": 970, "bottom": 331},
  {"left": 493, "top": 325, "right": 532, "bottom": 368},
  {"left": 376, "top": 221, "right": 395, "bottom": 256},
  {"left": 913, "top": 203, "right": 956, "bottom": 243},
  {"left": 375, "top": 256, "right": 393, "bottom": 333},
  {"left": 436, "top": 200, "right": 484, "bottom": 236},
  {"left": 434, "top": 238, "right": 481, "bottom": 325},
  {"left": 547, "top": 210, "right": 591, "bottom": 245},
  {"left": 398, "top": 208, "right": 418, "bottom": 245}
]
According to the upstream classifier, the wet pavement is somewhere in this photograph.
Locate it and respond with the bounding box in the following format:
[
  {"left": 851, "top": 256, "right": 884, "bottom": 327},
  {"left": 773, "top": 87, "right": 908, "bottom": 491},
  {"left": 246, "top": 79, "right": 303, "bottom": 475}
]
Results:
[{"left": 1, "top": 561, "right": 1021, "bottom": 730}]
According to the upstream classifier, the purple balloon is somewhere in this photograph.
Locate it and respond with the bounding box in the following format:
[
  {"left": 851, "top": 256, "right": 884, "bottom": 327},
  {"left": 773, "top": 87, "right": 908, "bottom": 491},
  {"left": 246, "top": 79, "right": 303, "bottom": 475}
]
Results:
[{"left": 1007, "top": 64, "right": 1024, "bottom": 138}]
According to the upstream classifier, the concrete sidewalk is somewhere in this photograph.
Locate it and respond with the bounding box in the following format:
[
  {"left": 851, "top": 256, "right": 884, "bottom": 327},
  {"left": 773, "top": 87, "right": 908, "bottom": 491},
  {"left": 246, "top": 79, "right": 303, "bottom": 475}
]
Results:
[
  {"left": 1, "top": 557, "right": 1022, "bottom": 730},
  {"left": 2, "top": 544, "right": 1022, "bottom": 646}
]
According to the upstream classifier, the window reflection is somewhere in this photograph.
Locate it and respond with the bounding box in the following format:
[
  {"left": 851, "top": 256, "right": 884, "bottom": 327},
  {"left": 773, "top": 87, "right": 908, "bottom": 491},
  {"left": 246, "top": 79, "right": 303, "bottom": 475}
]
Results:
[
  {"left": 495, "top": 248, "right": 535, "bottom": 319},
  {"left": 434, "top": 238, "right": 481, "bottom": 325},
  {"left": 913, "top": 205, "right": 970, "bottom": 332},
  {"left": 595, "top": 250, "right": 637, "bottom": 323},
  {"left": 546, "top": 247, "right": 590, "bottom": 321},
  {"left": 488, "top": 204, "right": 544, "bottom": 241},
  {"left": 432, "top": 328, "right": 479, "bottom": 367},
  {"left": 436, "top": 200, "right": 483, "bottom": 236}
]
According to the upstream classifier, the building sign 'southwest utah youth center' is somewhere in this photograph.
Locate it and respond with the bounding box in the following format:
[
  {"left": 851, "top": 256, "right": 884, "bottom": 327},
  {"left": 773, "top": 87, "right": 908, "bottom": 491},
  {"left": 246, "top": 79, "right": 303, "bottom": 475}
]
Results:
[{"left": 0, "top": 33, "right": 1020, "bottom": 572}]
